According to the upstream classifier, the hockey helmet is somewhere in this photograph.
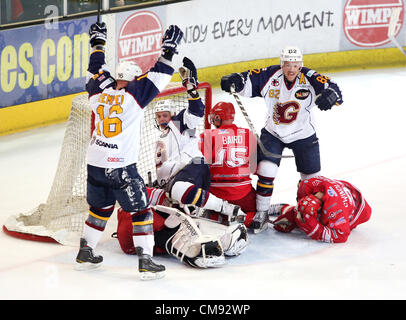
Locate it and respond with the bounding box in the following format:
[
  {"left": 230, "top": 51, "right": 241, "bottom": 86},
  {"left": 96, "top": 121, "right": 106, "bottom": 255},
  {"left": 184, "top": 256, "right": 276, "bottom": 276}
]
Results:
[
  {"left": 155, "top": 99, "right": 173, "bottom": 114},
  {"left": 210, "top": 102, "right": 235, "bottom": 124},
  {"left": 280, "top": 46, "right": 303, "bottom": 67},
  {"left": 116, "top": 60, "right": 142, "bottom": 81}
]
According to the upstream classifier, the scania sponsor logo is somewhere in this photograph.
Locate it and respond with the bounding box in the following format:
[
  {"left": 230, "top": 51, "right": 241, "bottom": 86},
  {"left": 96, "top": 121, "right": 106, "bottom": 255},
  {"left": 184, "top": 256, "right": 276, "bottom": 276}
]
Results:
[
  {"left": 343, "top": 0, "right": 404, "bottom": 47},
  {"left": 95, "top": 139, "right": 118, "bottom": 149},
  {"left": 118, "top": 11, "right": 163, "bottom": 73}
]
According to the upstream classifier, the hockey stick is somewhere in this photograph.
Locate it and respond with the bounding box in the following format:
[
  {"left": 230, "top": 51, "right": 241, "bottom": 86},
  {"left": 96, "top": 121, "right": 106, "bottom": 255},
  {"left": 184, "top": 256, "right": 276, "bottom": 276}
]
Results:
[
  {"left": 230, "top": 86, "right": 294, "bottom": 159},
  {"left": 97, "top": 0, "right": 101, "bottom": 24},
  {"left": 388, "top": 7, "right": 406, "bottom": 56}
]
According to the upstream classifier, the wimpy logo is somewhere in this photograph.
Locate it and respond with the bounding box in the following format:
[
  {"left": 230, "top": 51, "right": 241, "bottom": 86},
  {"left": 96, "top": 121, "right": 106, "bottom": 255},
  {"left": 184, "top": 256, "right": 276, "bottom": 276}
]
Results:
[
  {"left": 119, "top": 31, "right": 162, "bottom": 58},
  {"left": 345, "top": 6, "right": 393, "bottom": 26},
  {"left": 343, "top": 0, "right": 404, "bottom": 47},
  {"left": 118, "top": 11, "right": 163, "bottom": 72}
]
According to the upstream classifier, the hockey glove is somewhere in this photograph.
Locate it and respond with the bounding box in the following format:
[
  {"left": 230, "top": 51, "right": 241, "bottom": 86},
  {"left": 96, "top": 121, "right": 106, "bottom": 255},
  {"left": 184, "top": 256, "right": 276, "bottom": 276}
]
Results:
[
  {"left": 179, "top": 57, "right": 198, "bottom": 91},
  {"left": 296, "top": 194, "right": 322, "bottom": 221},
  {"left": 315, "top": 88, "right": 339, "bottom": 111},
  {"left": 220, "top": 73, "right": 245, "bottom": 93},
  {"left": 272, "top": 207, "right": 296, "bottom": 233},
  {"left": 89, "top": 22, "right": 107, "bottom": 47},
  {"left": 162, "top": 25, "right": 183, "bottom": 60}
]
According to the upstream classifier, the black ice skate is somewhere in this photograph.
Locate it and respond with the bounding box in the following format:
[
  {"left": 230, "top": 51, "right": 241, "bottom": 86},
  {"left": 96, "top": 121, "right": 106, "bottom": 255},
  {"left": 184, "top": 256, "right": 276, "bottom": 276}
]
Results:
[
  {"left": 75, "top": 238, "right": 103, "bottom": 271},
  {"left": 136, "top": 247, "right": 166, "bottom": 280}
]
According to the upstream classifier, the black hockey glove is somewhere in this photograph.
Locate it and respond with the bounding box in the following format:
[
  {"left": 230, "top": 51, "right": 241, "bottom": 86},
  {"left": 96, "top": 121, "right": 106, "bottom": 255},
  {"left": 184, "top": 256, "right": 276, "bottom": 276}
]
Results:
[
  {"left": 162, "top": 25, "right": 183, "bottom": 61},
  {"left": 180, "top": 57, "right": 198, "bottom": 91},
  {"left": 89, "top": 22, "right": 107, "bottom": 47},
  {"left": 220, "top": 73, "right": 245, "bottom": 93},
  {"left": 315, "top": 88, "right": 339, "bottom": 111}
]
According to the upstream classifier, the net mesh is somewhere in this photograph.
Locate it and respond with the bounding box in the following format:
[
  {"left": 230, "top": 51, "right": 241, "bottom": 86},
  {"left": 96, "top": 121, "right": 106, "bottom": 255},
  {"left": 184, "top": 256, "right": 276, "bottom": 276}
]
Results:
[{"left": 3, "top": 83, "right": 211, "bottom": 245}]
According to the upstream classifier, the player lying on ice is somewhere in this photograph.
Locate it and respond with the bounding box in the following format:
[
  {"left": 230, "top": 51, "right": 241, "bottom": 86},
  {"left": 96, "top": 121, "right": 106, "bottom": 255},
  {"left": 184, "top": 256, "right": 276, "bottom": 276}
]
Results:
[
  {"left": 113, "top": 187, "right": 248, "bottom": 268},
  {"left": 269, "top": 176, "right": 371, "bottom": 243}
]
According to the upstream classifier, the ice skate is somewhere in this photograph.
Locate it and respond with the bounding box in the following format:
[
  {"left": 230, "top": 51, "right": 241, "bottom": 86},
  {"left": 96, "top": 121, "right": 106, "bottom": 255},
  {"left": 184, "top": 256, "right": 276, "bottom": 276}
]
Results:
[
  {"left": 220, "top": 201, "right": 245, "bottom": 224},
  {"left": 136, "top": 247, "right": 166, "bottom": 281},
  {"left": 252, "top": 210, "right": 269, "bottom": 234},
  {"left": 75, "top": 238, "right": 103, "bottom": 271}
]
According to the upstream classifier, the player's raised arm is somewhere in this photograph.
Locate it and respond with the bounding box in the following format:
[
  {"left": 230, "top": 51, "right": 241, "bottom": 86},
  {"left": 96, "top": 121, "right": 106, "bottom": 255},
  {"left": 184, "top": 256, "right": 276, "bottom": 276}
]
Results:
[
  {"left": 174, "top": 57, "right": 205, "bottom": 131},
  {"left": 85, "top": 22, "right": 116, "bottom": 97}
]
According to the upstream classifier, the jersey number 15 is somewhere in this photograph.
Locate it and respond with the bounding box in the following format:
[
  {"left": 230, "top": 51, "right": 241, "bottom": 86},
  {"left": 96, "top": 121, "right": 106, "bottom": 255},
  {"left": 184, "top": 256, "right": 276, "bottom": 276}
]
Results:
[{"left": 212, "top": 146, "right": 249, "bottom": 168}]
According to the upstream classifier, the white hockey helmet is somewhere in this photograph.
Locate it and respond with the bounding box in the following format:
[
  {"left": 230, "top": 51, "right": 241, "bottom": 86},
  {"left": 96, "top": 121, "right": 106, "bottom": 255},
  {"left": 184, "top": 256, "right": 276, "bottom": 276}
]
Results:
[
  {"left": 155, "top": 99, "right": 173, "bottom": 114},
  {"left": 116, "top": 60, "right": 142, "bottom": 81},
  {"left": 280, "top": 46, "right": 303, "bottom": 67}
]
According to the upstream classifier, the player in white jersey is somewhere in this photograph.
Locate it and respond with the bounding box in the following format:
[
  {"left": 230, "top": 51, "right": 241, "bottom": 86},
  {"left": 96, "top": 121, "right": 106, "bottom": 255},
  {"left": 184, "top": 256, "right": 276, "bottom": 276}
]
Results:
[
  {"left": 221, "top": 46, "right": 343, "bottom": 233},
  {"left": 154, "top": 57, "right": 245, "bottom": 223},
  {"left": 75, "top": 22, "right": 183, "bottom": 280}
]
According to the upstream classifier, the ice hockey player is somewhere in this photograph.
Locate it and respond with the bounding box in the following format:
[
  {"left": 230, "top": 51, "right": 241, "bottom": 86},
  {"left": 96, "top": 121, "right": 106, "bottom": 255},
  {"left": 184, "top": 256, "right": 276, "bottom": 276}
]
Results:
[
  {"left": 154, "top": 56, "right": 245, "bottom": 224},
  {"left": 199, "top": 101, "right": 258, "bottom": 228},
  {"left": 220, "top": 46, "right": 343, "bottom": 234},
  {"left": 113, "top": 187, "right": 249, "bottom": 268},
  {"left": 75, "top": 22, "right": 183, "bottom": 280},
  {"left": 271, "top": 176, "right": 371, "bottom": 243}
]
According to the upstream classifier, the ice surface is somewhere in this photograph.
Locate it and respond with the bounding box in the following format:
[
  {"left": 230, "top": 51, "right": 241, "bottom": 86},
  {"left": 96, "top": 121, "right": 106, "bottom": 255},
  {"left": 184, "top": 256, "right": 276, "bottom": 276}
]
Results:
[{"left": 1, "top": 68, "right": 405, "bottom": 300}]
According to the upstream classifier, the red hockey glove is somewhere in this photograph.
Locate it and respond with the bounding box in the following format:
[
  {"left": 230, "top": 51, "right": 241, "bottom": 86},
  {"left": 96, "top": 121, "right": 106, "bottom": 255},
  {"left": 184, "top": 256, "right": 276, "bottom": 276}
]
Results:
[
  {"left": 272, "top": 206, "right": 296, "bottom": 233},
  {"left": 297, "top": 194, "right": 321, "bottom": 218}
]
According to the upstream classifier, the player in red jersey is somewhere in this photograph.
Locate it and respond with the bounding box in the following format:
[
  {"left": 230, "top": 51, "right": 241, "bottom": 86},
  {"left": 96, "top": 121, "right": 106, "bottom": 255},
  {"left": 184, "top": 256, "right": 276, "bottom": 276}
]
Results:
[
  {"left": 199, "top": 102, "right": 258, "bottom": 228},
  {"left": 271, "top": 176, "right": 371, "bottom": 243}
]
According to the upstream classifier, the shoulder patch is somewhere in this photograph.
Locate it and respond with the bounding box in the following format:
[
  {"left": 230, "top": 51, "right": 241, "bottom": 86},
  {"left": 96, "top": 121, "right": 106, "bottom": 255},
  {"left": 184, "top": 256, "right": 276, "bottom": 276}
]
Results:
[{"left": 306, "top": 69, "right": 316, "bottom": 77}]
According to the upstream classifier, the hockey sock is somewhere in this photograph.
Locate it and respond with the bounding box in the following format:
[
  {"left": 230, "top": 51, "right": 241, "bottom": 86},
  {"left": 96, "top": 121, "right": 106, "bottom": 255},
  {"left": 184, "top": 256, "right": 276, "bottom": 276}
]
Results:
[
  {"left": 84, "top": 205, "right": 114, "bottom": 249},
  {"left": 131, "top": 207, "right": 154, "bottom": 256},
  {"left": 256, "top": 175, "right": 275, "bottom": 212}
]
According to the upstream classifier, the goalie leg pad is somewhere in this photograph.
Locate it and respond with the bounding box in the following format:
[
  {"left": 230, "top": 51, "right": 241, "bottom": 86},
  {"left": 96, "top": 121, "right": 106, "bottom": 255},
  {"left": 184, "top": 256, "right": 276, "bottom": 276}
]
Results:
[{"left": 156, "top": 206, "right": 225, "bottom": 268}]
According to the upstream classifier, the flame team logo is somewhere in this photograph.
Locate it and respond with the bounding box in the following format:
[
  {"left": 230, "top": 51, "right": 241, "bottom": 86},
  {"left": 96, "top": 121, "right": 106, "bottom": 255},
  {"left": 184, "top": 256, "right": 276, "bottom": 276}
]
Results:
[
  {"left": 118, "top": 11, "right": 163, "bottom": 73},
  {"left": 343, "top": 0, "right": 404, "bottom": 47}
]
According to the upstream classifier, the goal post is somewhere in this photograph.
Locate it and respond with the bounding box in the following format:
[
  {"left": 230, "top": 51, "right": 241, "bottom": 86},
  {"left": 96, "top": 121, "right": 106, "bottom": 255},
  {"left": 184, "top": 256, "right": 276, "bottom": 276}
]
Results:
[{"left": 3, "top": 82, "right": 212, "bottom": 246}]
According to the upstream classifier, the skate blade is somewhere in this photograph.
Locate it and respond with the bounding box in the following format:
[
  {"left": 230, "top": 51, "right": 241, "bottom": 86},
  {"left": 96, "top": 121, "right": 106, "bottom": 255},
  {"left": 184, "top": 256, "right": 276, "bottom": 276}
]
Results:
[
  {"left": 75, "top": 261, "right": 102, "bottom": 271},
  {"left": 139, "top": 270, "right": 166, "bottom": 281}
]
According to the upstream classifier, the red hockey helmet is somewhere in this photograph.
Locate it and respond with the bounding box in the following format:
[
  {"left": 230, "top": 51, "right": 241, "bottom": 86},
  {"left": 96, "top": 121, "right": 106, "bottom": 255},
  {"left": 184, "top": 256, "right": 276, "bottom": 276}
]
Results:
[{"left": 209, "top": 102, "right": 235, "bottom": 127}]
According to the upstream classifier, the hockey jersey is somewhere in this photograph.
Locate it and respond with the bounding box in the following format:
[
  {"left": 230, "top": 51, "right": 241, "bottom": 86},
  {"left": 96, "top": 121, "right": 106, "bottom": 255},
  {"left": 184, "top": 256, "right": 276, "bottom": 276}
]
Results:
[
  {"left": 295, "top": 176, "right": 371, "bottom": 243},
  {"left": 200, "top": 124, "right": 257, "bottom": 200},
  {"left": 155, "top": 98, "right": 206, "bottom": 186},
  {"left": 238, "top": 66, "right": 343, "bottom": 144},
  {"left": 86, "top": 49, "right": 174, "bottom": 168}
]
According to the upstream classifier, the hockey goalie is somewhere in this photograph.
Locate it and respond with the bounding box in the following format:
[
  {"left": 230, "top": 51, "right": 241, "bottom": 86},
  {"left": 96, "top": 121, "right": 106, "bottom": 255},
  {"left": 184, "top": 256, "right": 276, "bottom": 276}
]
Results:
[{"left": 112, "top": 187, "right": 248, "bottom": 268}]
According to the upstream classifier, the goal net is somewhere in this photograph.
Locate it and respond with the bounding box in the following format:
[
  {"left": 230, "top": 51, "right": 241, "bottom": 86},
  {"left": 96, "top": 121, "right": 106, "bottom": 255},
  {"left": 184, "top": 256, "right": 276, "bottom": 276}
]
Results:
[{"left": 3, "top": 82, "right": 212, "bottom": 246}]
